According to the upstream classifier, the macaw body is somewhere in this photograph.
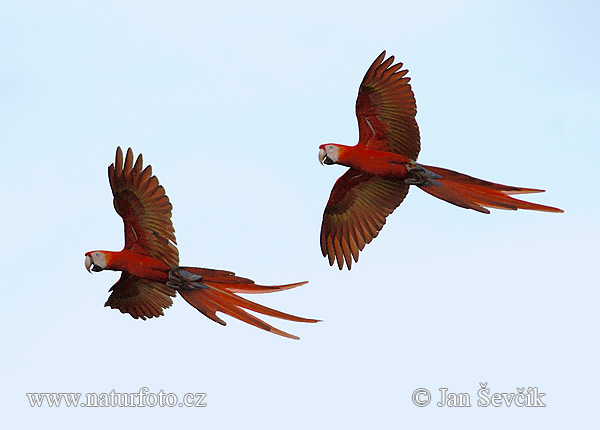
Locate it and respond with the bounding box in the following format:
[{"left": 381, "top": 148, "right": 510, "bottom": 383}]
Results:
[
  {"left": 90, "top": 248, "right": 171, "bottom": 281},
  {"left": 319, "top": 51, "right": 563, "bottom": 270},
  {"left": 85, "top": 147, "right": 317, "bottom": 339},
  {"left": 325, "top": 145, "right": 412, "bottom": 178}
]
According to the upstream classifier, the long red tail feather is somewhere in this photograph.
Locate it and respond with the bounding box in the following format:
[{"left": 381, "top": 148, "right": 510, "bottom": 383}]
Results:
[
  {"left": 177, "top": 267, "right": 319, "bottom": 339},
  {"left": 418, "top": 165, "right": 563, "bottom": 214}
]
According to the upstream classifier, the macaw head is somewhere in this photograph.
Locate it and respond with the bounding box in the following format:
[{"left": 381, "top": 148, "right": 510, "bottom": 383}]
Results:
[
  {"left": 318, "top": 144, "right": 340, "bottom": 165},
  {"left": 85, "top": 251, "right": 109, "bottom": 273}
]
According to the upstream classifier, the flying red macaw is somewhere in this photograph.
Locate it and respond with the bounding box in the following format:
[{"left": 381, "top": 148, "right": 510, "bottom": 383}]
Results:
[
  {"left": 318, "top": 51, "right": 563, "bottom": 270},
  {"left": 85, "top": 147, "right": 318, "bottom": 339}
]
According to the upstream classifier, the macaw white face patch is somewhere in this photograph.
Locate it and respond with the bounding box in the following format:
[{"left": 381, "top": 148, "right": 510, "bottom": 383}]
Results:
[{"left": 85, "top": 251, "right": 107, "bottom": 272}]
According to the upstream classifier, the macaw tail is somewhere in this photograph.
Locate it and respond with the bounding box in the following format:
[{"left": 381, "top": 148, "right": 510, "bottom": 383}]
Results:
[
  {"left": 416, "top": 165, "right": 563, "bottom": 214},
  {"left": 171, "top": 267, "right": 319, "bottom": 340}
]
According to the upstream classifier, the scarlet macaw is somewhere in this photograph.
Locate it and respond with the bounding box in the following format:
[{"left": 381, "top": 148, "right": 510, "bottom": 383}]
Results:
[
  {"left": 85, "top": 147, "right": 317, "bottom": 339},
  {"left": 319, "top": 51, "right": 563, "bottom": 270}
]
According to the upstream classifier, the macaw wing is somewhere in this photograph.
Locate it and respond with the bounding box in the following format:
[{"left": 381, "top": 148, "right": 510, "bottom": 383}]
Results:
[
  {"left": 320, "top": 168, "right": 409, "bottom": 270},
  {"left": 355, "top": 51, "right": 421, "bottom": 160},
  {"left": 108, "top": 147, "right": 179, "bottom": 268},
  {"left": 105, "top": 272, "right": 176, "bottom": 320}
]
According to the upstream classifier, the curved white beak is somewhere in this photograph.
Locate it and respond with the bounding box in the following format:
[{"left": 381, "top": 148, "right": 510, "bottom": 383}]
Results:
[
  {"left": 318, "top": 148, "right": 326, "bottom": 165},
  {"left": 85, "top": 255, "right": 93, "bottom": 273}
]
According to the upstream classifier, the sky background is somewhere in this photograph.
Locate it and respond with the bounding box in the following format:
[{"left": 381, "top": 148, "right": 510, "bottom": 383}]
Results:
[{"left": 2, "top": 0, "right": 599, "bottom": 428}]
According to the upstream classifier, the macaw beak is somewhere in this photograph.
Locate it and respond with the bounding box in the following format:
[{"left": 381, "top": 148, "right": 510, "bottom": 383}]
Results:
[
  {"left": 318, "top": 148, "right": 326, "bottom": 165},
  {"left": 319, "top": 148, "right": 334, "bottom": 165},
  {"left": 85, "top": 255, "right": 93, "bottom": 273}
]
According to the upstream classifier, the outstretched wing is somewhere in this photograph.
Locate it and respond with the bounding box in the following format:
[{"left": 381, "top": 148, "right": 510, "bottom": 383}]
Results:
[
  {"left": 105, "top": 273, "right": 176, "bottom": 320},
  {"left": 320, "top": 168, "right": 409, "bottom": 270},
  {"left": 108, "top": 147, "right": 179, "bottom": 268},
  {"left": 356, "top": 51, "right": 421, "bottom": 160}
]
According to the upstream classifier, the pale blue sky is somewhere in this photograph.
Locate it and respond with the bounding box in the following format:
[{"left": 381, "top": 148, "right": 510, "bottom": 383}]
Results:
[{"left": 2, "top": 1, "right": 599, "bottom": 428}]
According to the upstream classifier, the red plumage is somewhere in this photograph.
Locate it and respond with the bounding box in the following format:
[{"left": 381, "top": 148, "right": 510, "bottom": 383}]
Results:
[
  {"left": 86, "top": 147, "right": 317, "bottom": 339},
  {"left": 319, "top": 51, "right": 563, "bottom": 270}
]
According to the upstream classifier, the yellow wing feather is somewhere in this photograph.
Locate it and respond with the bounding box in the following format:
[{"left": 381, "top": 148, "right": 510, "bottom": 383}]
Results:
[
  {"left": 108, "top": 147, "right": 179, "bottom": 268},
  {"left": 320, "top": 168, "right": 409, "bottom": 269},
  {"left": 356, "top": 51, "right": 421, "bottom": 160}
]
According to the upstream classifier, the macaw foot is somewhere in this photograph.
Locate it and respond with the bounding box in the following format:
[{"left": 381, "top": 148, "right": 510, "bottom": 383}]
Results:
[
  {"left": 404, "top": 163, "right": 442, "bottom": 186},
  {"left": 167, "top": 268, "right": 209, "bottom": 291}
]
